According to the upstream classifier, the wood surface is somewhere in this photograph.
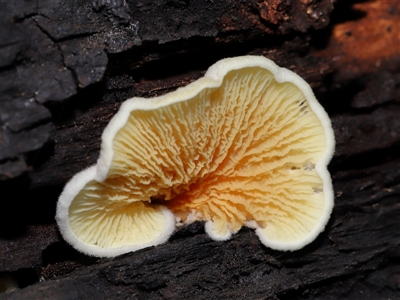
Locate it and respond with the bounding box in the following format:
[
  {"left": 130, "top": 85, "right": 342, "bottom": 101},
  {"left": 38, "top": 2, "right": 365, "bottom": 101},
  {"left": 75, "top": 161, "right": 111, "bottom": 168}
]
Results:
[{"left": 0, "top": 0, "right": 399, "bottom": 299}]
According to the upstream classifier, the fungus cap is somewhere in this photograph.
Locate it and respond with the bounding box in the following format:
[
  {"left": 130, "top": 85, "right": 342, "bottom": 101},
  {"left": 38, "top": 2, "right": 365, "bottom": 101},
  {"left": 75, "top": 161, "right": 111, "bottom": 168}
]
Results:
[{"left": 56, "top": 55, "right": 335, "bottom": 257}]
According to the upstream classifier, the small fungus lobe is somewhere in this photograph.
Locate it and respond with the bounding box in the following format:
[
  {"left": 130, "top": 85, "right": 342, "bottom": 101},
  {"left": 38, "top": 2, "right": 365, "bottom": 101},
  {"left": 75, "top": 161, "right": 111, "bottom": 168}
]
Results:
[{"left": 56, "top": 56, "right": 335, "bottom": 257}]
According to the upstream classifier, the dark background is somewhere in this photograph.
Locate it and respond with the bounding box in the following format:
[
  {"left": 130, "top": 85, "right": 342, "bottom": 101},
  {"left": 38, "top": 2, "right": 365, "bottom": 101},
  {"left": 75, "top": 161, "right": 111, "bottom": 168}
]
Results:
[{"left": 0, "top": 0, "right": 399, "bottom": 299}]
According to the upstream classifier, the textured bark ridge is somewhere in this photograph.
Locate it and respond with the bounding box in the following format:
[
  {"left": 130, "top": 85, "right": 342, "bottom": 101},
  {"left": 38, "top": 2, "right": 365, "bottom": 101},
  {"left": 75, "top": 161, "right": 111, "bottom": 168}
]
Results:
[{"left": 1, "top": 0, "right": 399, "bottom": 299}]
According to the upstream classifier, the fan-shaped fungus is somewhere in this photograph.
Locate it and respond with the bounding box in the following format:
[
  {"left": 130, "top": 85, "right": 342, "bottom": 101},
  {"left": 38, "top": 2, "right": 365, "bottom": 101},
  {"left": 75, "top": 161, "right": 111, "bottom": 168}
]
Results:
[{"left": 56, "top": 56, "right": 335, "bottom": 257}]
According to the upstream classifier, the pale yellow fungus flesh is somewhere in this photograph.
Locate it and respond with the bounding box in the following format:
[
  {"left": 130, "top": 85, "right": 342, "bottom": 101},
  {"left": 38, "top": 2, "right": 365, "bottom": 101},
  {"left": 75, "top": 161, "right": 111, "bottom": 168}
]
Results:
[{"left": 69, "top": 67, "right": 327, "bottom": 248}]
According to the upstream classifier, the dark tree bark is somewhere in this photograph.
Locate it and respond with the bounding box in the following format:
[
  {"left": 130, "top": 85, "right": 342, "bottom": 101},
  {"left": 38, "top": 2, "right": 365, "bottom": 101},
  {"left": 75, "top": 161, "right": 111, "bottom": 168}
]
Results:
[{"left": 1, "top": 0, "right": 399, "bottom": 299}]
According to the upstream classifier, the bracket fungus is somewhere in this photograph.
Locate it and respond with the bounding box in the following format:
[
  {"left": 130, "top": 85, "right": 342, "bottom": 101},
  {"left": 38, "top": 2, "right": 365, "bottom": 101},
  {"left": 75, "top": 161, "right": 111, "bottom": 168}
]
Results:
[{"left": 56, "top": 55, "right": 335, "bottom": 257}]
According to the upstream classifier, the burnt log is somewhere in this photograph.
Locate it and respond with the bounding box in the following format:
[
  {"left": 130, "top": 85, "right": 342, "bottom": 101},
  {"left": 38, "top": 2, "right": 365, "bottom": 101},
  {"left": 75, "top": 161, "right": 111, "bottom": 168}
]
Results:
[{"left": 0, "top": 0, "right": 399, "bottom": 299}]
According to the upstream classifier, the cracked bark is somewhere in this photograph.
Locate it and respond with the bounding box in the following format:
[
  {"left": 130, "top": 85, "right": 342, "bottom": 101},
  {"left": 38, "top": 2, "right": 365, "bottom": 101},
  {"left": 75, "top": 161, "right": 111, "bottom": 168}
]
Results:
[{"left": 0, "top": 0, "right": 399, "bottom": 299}]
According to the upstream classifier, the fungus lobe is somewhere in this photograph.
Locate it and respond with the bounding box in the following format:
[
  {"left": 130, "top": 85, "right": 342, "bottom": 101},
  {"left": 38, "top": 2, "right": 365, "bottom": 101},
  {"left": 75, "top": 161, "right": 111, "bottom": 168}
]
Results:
[{"left": 56, "top": 56, "right": 335, "bottom": 257}]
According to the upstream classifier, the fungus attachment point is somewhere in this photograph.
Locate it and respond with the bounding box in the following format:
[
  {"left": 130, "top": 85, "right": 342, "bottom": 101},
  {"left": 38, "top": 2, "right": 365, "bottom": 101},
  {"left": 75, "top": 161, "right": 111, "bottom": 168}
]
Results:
[{"left": 56, "top": 55, "right": 335, "bottom": 257}]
